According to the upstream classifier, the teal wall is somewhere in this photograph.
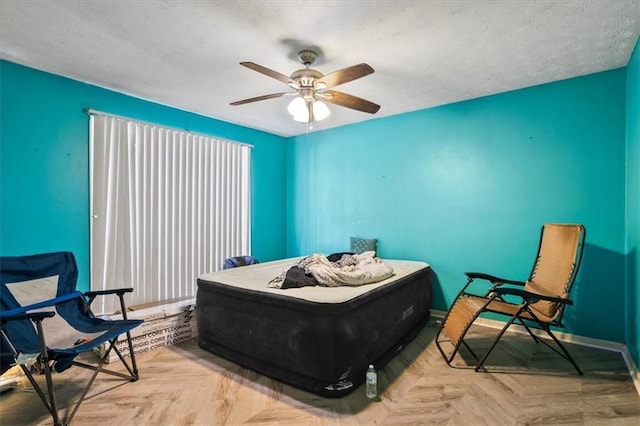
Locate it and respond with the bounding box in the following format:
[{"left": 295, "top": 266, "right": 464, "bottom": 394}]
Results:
[
  {"left": 626, "top": 38, "right": 640, "bottom": 366},
  {"left": 0, "top": 60, "right": 288, "bottom": 291},
  {"left": 1, "top": 57, "right": 636, "bottom": 356},
  {"left": 287, "top": 69, "right": 628, "bottom": 343}
]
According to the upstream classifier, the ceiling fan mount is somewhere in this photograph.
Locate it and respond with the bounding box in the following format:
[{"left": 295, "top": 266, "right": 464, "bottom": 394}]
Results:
[
  {"left": 297, "top": 49, "right": 318, "bottom": 67},
  {"left": 290, "top": 50, "right": 325, "bottom": 89},
  {"left": 230, "top": 47, "right": 380, "bottom": 124}
]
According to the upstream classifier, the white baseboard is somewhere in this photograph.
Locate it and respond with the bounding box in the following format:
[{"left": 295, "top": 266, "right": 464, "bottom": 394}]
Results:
[
  {"left": 430, "top": 309, "right": 640, "bottom": 396},
  {"left": 619, "top": 345, "right": 640, "bottom": 397}
]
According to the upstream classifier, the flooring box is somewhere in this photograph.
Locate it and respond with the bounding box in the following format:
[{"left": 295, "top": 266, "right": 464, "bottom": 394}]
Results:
[{"left": 98, "top": 298, "right": 197, "bottom": 362}]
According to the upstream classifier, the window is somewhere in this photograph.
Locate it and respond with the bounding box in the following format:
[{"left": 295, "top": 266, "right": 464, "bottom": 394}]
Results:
[{"left": 90, "top": 112, "right": 251, "bottom": 314}]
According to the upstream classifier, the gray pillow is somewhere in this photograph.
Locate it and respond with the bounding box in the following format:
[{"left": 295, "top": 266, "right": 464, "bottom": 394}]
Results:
[{"left": 350, "top": 237, "right": 377, "bottom": 255}]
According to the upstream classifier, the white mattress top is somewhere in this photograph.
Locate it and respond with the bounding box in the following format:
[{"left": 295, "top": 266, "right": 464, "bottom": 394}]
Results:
[{"left": 198, "top": 257, "right": 430, "bottom": 304}]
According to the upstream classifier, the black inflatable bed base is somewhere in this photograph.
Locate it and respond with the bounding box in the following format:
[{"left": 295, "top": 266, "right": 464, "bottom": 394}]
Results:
[{"left": 196, "top": 257, "right": 433, "bottom": 397}]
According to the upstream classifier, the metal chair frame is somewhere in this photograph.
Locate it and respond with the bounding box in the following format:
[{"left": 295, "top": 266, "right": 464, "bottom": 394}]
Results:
[{"left": 436, "top": 224, "right": 586, "bottom": 375}]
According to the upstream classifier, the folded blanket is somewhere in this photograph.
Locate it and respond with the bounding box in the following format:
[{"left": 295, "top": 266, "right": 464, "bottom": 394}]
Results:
[{"left": 268, "top": 251, "right": 394, "bottom": 289}]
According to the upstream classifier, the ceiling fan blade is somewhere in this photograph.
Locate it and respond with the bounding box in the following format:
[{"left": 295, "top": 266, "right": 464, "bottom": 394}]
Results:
[
  {"left": 322, "top": 90, "right": 380, "bottom": 114},
  {"left": 230, "top": 92, "right": 288, "bottom": 106},
  {"left": 316, "top": 63, "right": 374, "bottom": 88},
  {"left": 240, "top": 62, "right": 299, "bottom": 88}
]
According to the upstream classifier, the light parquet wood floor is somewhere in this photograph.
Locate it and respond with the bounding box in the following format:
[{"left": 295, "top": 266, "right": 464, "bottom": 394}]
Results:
[{"left": 1, "top": 319, "right": 639, "bottom": 425}]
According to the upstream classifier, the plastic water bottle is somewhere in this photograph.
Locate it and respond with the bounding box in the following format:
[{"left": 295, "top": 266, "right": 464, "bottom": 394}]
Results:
[{"left": 365, "top": 364, "right": 377, "bottom": 399}]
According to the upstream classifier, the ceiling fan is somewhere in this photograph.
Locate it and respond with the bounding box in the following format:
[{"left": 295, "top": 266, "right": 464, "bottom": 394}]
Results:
[{"left": 230, "top": 49, "right": 380, "bottom": 125}]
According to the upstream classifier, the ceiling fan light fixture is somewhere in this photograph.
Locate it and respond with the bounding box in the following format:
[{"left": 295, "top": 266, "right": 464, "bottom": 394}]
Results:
[
  {"left": 288, "top": 97, "right": 330, "bottom": 123},
  {"left": 288, "top": 96, "right": 308, "bottom": 122},
  {"left": 313, "top": 100, "right": 330, "bottom": 121},
  {"left": 292, "top": 112, "right": 309, "bottom": 123}
]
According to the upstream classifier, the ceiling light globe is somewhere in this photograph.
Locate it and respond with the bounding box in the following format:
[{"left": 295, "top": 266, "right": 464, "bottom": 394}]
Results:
[
  {"left": 313, "top": 100, "right": 330, "bottom": 121},
  {"left": 288, "top": 97, "right": 307, "bottom": 117},
  {"left": 292, "top": 112, "right": 309, "bottom": 122}
]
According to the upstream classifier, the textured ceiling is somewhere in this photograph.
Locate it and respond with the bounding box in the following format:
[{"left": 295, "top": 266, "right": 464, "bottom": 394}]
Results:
[{"left": 1, "top": 1, "right": 639, "bottom": 137}]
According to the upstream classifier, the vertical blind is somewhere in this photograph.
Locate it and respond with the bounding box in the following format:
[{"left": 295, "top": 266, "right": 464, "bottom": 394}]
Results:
[{"left": 90, "top": 113, "right": 251, "bottom": 314}]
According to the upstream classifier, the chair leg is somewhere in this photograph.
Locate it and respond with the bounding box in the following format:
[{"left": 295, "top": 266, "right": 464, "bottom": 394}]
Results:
[
  {"left": 65, "top": 336, "right": 141, "bottom": 424},
  {"left": 461, "top": 340, "right": 479, "bottom": 360},
  {"left": 73, "top": 339, "right": 137, "bottom": 380},
  {"left": 543, "top": 326, "right": 583, "bottom": 375},
  {"left": 2, "top": 325, "right": 62, "bottom": 425},
  {"left": 118, "top": 294, "right": 139, "bottom": 381},
  {"left": 18, "top": 362, "right": 63, "bottom": 425},
  {"left": 124, "top": 330, "right": 139, "bottom": 380},
  {"left": 515, "top": 317, "right": 540, "bottom": 343},
  {"left": 474, "top": 311, "right": 522, "bottom": 372},
  {"left": 65, "top": 350, "right": 111, "bottom": 424},
  {"left": 33, "top": 318, "right": 62, "bottom": 426}
]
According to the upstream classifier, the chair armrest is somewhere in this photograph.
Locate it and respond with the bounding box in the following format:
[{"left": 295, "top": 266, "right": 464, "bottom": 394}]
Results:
[
  {"left": 465, "top": 272, "right": 525, "bottom": 286},
  {"left": 0, "top": 311, "right": 56, "bottom": 324},
  {"left": 82, "top": 288, "right": 135, "bottom": 316},
  {"left": 0, "top": 291, "right": 82, "bottom": 317},
  {"left": 84, "top": 288, "right": 134, "bottom": 297},
  {"left": 493, "top": 287, "right": 573, "bottom": 305}
]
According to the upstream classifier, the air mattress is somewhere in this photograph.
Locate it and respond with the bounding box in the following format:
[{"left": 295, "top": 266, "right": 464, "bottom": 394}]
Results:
[{"left": 196, "top": 257, "right": 433, "bottom": 397}]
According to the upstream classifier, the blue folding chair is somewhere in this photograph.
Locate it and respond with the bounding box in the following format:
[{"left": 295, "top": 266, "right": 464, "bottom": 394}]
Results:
[
  {"left": 0, "top": 252, "right": 143, "bottom": 426},
  {"left": 223, "top": 255, "right": 259, "bottom": 269}
]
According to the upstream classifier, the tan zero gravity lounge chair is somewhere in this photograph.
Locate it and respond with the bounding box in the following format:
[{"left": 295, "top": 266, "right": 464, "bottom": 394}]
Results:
[{"left": 436, "top": 223, "right": 586, "bottom": 374}]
